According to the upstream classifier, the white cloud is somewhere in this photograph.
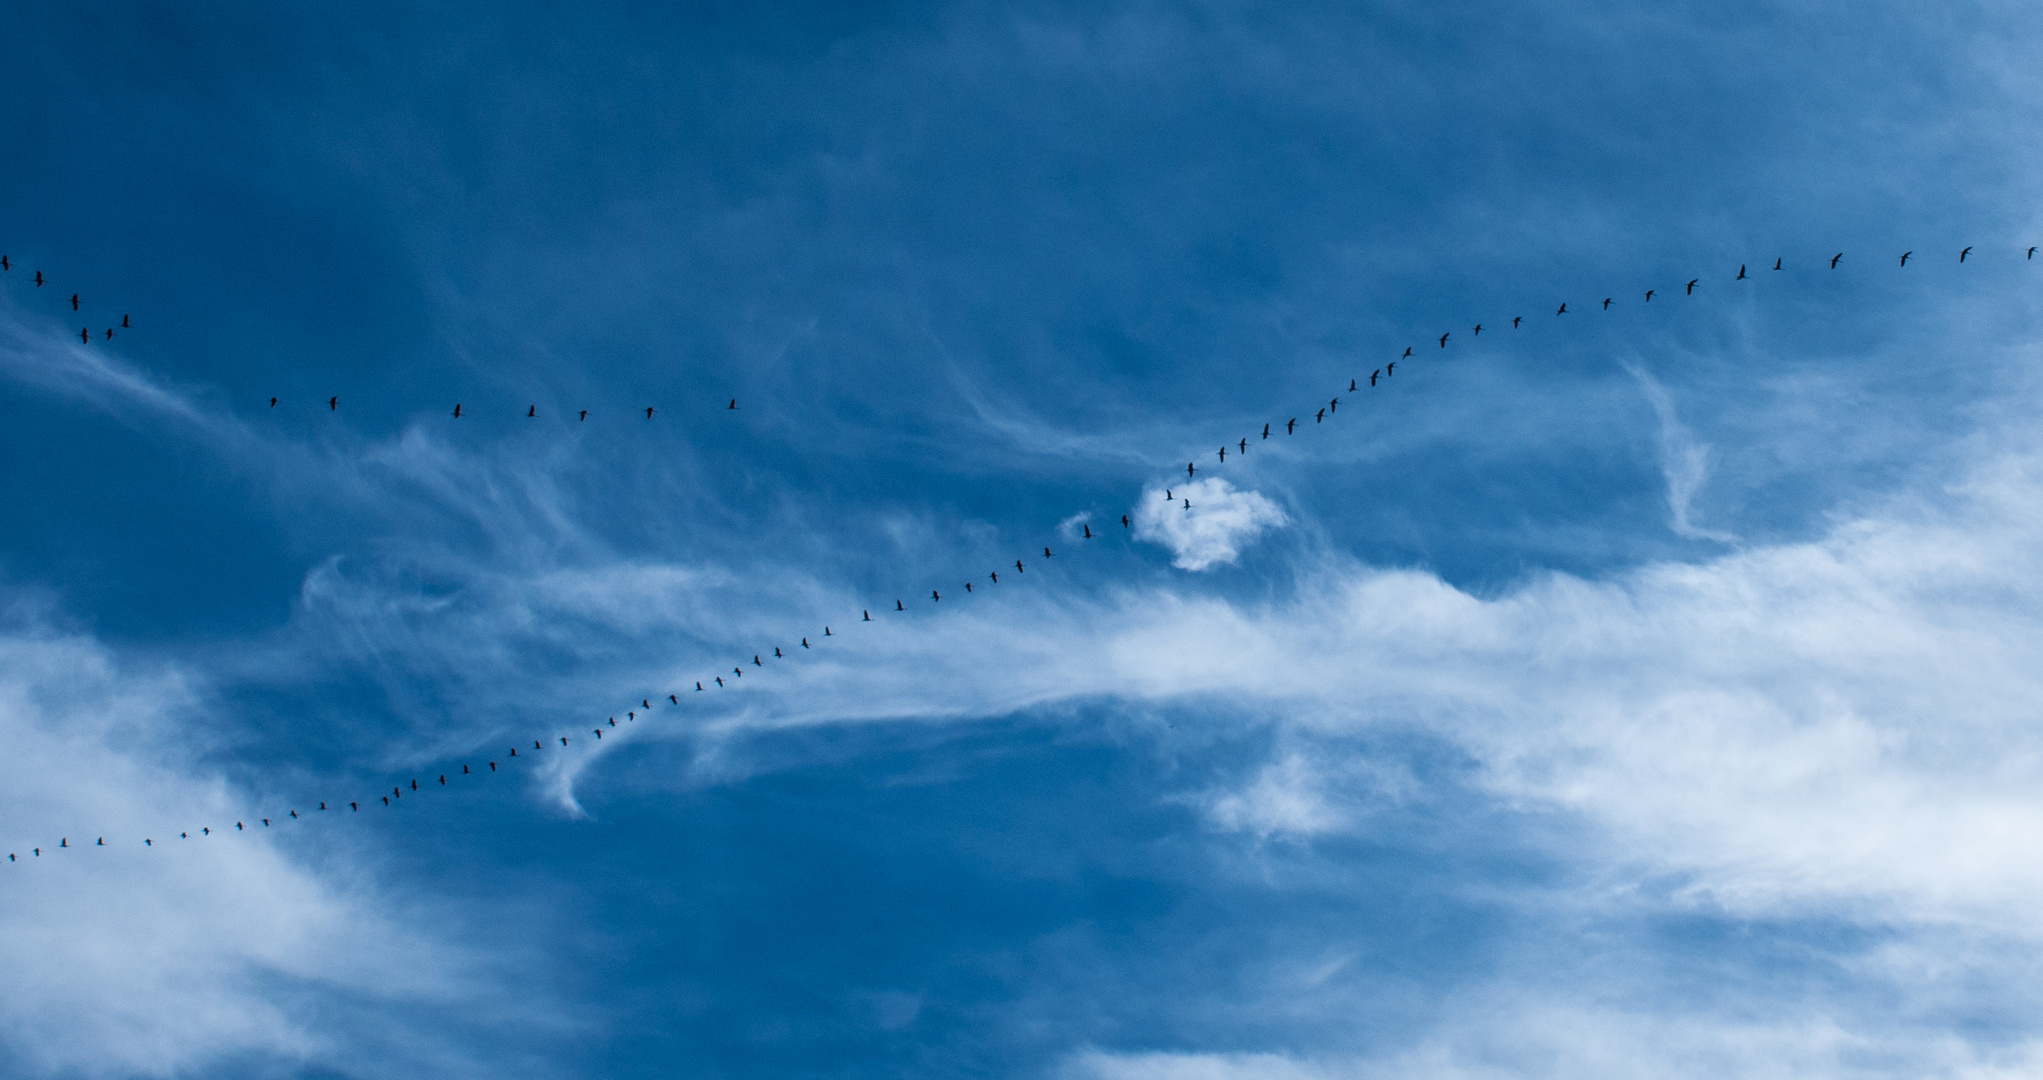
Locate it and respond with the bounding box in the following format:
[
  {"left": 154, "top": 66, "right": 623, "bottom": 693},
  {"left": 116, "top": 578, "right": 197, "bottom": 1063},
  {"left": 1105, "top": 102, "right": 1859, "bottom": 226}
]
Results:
[
  {"left": 1626, "top": 362, "right": 1738, "bottom": 544},
  {"left": 1133, "top": 478, "right": 1290, "bottom": 571}
]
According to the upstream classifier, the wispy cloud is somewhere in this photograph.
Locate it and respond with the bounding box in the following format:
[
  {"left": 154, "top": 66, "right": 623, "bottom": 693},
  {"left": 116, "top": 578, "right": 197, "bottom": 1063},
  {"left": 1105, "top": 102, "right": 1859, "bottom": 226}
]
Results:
[{"left": 1625, "top": 361, "right": 1738, "bottom": 544}]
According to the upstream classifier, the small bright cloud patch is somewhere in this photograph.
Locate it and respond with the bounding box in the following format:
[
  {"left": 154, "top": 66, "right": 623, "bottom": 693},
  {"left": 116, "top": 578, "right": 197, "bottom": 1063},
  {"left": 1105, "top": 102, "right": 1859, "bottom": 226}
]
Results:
[{"left": 1133, "top": 478, "right": 1289, "bottom": 571}]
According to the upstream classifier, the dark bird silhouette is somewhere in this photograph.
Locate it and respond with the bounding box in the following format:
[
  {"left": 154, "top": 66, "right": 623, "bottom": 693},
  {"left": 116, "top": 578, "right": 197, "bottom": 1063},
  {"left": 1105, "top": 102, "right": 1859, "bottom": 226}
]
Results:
[
  {"left": 534, "top": 741, "right": 542, "bottom": 749},
  {"left": 696, "top": 682, "right": 703, "bottom": 691},
  {"left": 1315, "top": 408, "right": 1325, "bottom": 422},
  {"left": 1773, "top": 258, "right": 1782, "bottom": 271},
  {"left": 1286, "top": 418, "right": 1297, "bottom": 433},
  {"left": 1182, "top": 498, "right": 1190, "bottom": 510},
  {"left": 753, "top": 654, "right": 762, "bottom": 665},
  {"left": 1960, "top": 246, "right": 1973, "bottom": 262},
  {"left": 452, "top": 403, "right": 462, "bottom": 418},
  {"left": 1083, "top": 523, "right": 1093, "bottom": 538},
  {"left": 1330, "top": 397, "right": 1339, "bottom": 413},
  {"left": 105, "top": 328, "right": 113, "bottom": 340},
  {"left": 580, "top": 410, "right": 588, "bottom": 421},
  {"left": 1218, "top": 447, "right": 1225, "bottom": 462},
  {"left": 1555, "top": 302, "right": 1567, "bottom": 315},
  {"left": 1370, "top": 370, "right": 1380, "bottom": 386},
  {"left": 825, "top": 626, "right": 832, "bottom": 635},
  {"left": 35, "top": 271, "right": 44, "bottom": 286},
  {"left": 1350, "top": 379, "right": 1358, "bottom": 391},
  {"left": 70, "top": 294, "right": 79, "bottom": 310},
  {"left": 1899, "top": 251, "right": 1912, "bottom": 266},
  {"left": 79, "top": 327, "right": 89, "bottom": 344},
  {"left": 1473, "top": 324, "right": 1483, "bottom": 336},
  {"left": 645, "top": 406, "right": 655, "bottom": 418},
  {"left": 2030, "top": 247, "right": 2038, "bottom": 260},
  {"left": 990, "top": 571, "right": 998, "bottom": 582},
  {"left": 1831, "top": 253, "right": 1844, "bottom": 268},
  {"left": 1439, "top": 332, "right": 1450, "bottom": 348},
  {"left": 329, "top": 397, "right": 338, "bottom": 410},
  {"left": 269, "top": 397, "right": 278, "bottom": 407},
  {"left": 1402, "top": 347, "right": 1412, "bottom": 358},
  {"left": 1736, "top": 265, "right": 1747, "bottom": 280},
  {"left": 1165, "top": 489, "right": 1172, "bottom": 499},
  {"left": 438, "top": 775, "right": 446, "bottom": 785},
  {"left": 1602, "top": 297, "right": 1613, "bottom": 309},
  {"left": 1187, "top": 461, "right": 1196, "bottom": 477},
  {"left": 717, "top": 674, "right": 726, "bottom": 684},
  {"left": 864, "top": 610, "right": 871, "bottom": 620},
  {"left": 897, "top": 599, "right": 904, "bottom": 610},
  {"left": 1686, "top": 279, "right": 1699, "bottom": 294},
  {"left": 1121, "top": 515, "right": 1130, "bottom": 527},
  {"left": 672, "top": 693, "right": 680, "bottom": 701},
  {"left": 1512, "top": 316, "right": 1522, "bottom": 327},
  {"left": 528, "top": 406, "right": 537, "bottom": 417},
  {"left": 932, "top": 590, "right": 940, "bottom": 601},
  {"left": 774, "top": 647, "right": 783, "bottom": 657},
  {"left": 0, "top": 256, "right": 7, "bottom": 269},
  {"left": 122, "top": 315, "right": 130, "bottom": 328},
  {"left": 964, "top": 581, "right": 972, "bottom": 592},
  {"left": 593, "top": 729, "right": 602, "bottom": 738},
  {"left": 1044, "top": 547, "right": 1053, "bottom": 557},
  {"left": 1015, "top": 559, "right": 1025, "bottom": 572},
  {"left": 728, "top": 399, "right": 738, "bottom": 409},
  {"left": 1239, "top": 438, "right": 1247, "bottom": 454},
  {"left": 1644, "top": 290, "right": 1654, "bottom": 302},
  {"left": 1262, "top": 423, "right": 1270, "bottom": 439},
  {"left": 1387, "top": 361, "right": 1396, "bottom": 376},
  {"left": 561, "top": 736, "right": 569, "bottom": 745}
]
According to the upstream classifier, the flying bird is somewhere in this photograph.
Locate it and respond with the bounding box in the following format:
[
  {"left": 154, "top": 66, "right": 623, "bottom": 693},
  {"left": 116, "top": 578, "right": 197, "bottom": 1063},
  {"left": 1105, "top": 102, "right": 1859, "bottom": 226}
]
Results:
[
  {"left": 1286, "top": 418, "right": 1297, "bottom": 433},
  {"left": 1602, "top": 298, "right": 1612, "bottom": 309},
  {"left": 990, "top": 571, "right": 998, "bottom": 583},
  {"left": 1401, "top": 347, "right": 1412, "bottom": 358},
  {"left": 1349, "top": 379, "right": 1357, "bottom": 391},
  {"left": 2030, "top": 247, "right": 2038, "bottom": 260},
  {"left": 1473, "top": 324, "right": 1483, "bottom": 336},
  {"left": 964, "top": 582, "right": 972, "bottom": 592},
  {"left": 79, "top": 327, "right": 89, "bottom": 344},
  {"left": 800, "top": 639, "right": 808, "bottom": 649},
  {"left": 1960, "top": 246, "right": 1972, "bottom": 262},
  {"left": 270, "top": 397, "right": 278, "bottom": 407},
  {"left": 1015, "top": 560, "right": 1025, "bottom": 572},
  {"left": 70, "top": 293, "right": 79, "bottom": 310},
  {"left": 728, "top": 399, "right": 738, "bottom": 409},
  {"left": 35, "top": 271, "right": 44, "bottom": 286},
  {"left": 1644, "top": 290, "right": 1654, "bottom": 302},
  {"left": 1329, "top": 397, "right": 1339, "bottom": 412},
  {"left": 1831, "top": 253, "right": 1844, "bottom": 268},
  {"left": 1686, "top": 279, "right": 1699, "bottom": 294},
  {"left": 1261, "top": 422, "right": 1271, "bottom": 439},
  {"left": 0, "top": 256, "right": 6, "bottom": 269},
  {"left": 579, "top": 410, "right": 588, "bottom": 421},
  {"left": 528, "top": 406, "right": 537, "bottom": 417},
  {"left": 1555, "top": 302, "right": 1567, "bottom": 315},
  {"left": 122, "top": 315, "right": 130, "bottom": 327},
  {"left": 1512, "top": 316, "right": 1522, "bottom": 327},
  {"left": 1899, "top": 251, "right": 1912, "bottom": 266},
  {"left": 896, "top": 599, "right": 904, "bottom": 610},
  {"left": 773, "top": 647, "right": 782, "bottom": 658},
  {"left": 1044, "top": 547, "right": 1053, "bottom": 557},
  {"left": 1439, "top": 332, "right": 1450, "bottom": 348},
  {"left": 1121, "top": 515, "right": 1130, "bottom": 527},
  {"left": 1315, "top": 408, "right": 1325, "bottom": 423},
  {"left": 1218, "top": 447, "right": 1225, "bottom": 462},
  {"left": 329, "top": 397, "right": 338, "bottom": 410},
  {"left": 1083, "top": 523, "right": 1093, "bottom": 538},
  {"left": 1773, "top": 258, "right": 1782, "bottom": 270},
  {"left": 452, "top": 403, "right": 462, "bottom": 417},
  {"left": 1736, "top": 265, "right": 1746, "bottom": 280},
  {"left": 1239, "top": 438, "right": 1247, "bottom": 453},
  {"left": 1386, "top": 361, "right": 1395, "bottom": 376},
  {"left": 104, "top": 328, "right": 113, "bottom": 340},
  {"left": 645, "top": 406, "right": 655, "bottom": 418},
  {"left": 932, "top": 590, "right": 940, "bottom": 601}
]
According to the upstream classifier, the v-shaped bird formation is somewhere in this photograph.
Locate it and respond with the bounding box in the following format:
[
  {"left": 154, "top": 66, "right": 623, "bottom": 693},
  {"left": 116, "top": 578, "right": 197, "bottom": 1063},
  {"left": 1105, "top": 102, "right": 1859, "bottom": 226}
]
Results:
[{"left": 2, "top": 241, "right": 2037, "bottom": 866}]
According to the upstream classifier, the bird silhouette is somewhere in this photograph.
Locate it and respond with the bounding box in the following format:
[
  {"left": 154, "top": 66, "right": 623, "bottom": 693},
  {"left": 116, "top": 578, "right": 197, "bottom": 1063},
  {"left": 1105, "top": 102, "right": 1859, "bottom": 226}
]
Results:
[
  {"left": 1387, "top": 361, "right": 1395, "bottom": 376},
  {"left": 1083, "top": 523, "right": 1093, "bottom": 538},
  {"left": 728, "top": 399, "right": 738, "bottom": 409},
  {"left": 1402, "top": 347, "right": 1412, "bottom": 358},
  {"left": 122, "top": 315, "right": 130, "bottom": 328},
  {"left": 1686, "top": 279, "right": 1699, "bottom": 294},
  {"left": 1330, "top": 397, "right": 1339, "bottom": 413},
  {"left": 1602, "top": 297, "right": 1612, "bottom": 309},
  {"left": 1736, "top": 265, "right": 1746, "bottom": 280},
  {"left": 645, "top": 406, "right": 655, "bottom": 418},
  {"left": 1369, "top": 370, "right": 1380, "bottom": 386},
  {"left": 990, "top": 571, "right": 998, "bottom": 583},
  {"left": 1286, "top": 418, "right": 1297, "bottom": 433},
  {"left": 104, "top": 328, "right": 113, "bottom": 340},
  {"left": 1773, "top": 258, "right": 1782, "bottom": 270},
  {"left": 329, "top": 397, "right": 338, "bottom": 410},
  {"left": 70, "top": 293, "right": 79, "bottom": 310},
  {"left": 1218, "top": 447, "right": 1225, "bottom": 462},
  {"left": 1512, "top": 316, "right": 1522, "bottom": 327},
  {"left": 1165, "top": 488, "right": 1172, "bottom": 500},
  {"left": 824, "top": 626, "right": 832, "bottom": 635},
  {"left": 1044, "top": 547, "right": 1053, "bottom": 557},
  {"left": 773, "top": 647, "right": 782, "bottom": 658},
  {"left": 1473, "top": 323, "right": 1483, "bottom": 336},
  {"left": 0, "top": 256, "right": 7, "bottom": 270},
  {"left": 1831, "top": 253, "right": 1844, "bottom": 268},
  {"left": 896, "top": 599, "right": 904, "bottom": 610},
  {"left": 1899, "top": 251, "right": 1912, "bottom": 266},
  {"left": 1015, "top": 560, "right": 1025, "bottom": 573},
  {"left": 1239, "top": 438, "right": 1247, "bottom": 453},
  {"left": 1644, "top": 290, "right": 1654, "bottom": 302},
  {"left": 717, "top": 675, "right": 725, "bottom": 685},
  {"left": 1121, "top": 514, "right": 1130, "bottom": 527},
  {"left": 965, "top": 581, "right": 973, "bottom": 592},
  {"left": 1555, "top": 302, "right": 1567, "bottom": 315},
  {"left": 79, "top": 327, "right": 89, "bottom": 344},
  {"left": 35, "top": 271, "right": 44, "bottom": 286},
  {"left": 1439, "top": 332, "right": 1450, "bottom": 347},
  {"left": 1349, "top": 379, "right": 1358, "bottom": 391},
  {"left": 932, "top": 590, "right": 940, "bottom": 601},
  {"left": 579, "top": 410, "right": 588, "bottom": 421},
  {"left": 452, "top": 403, "right": 462, "bottom": 418},
  {"left": 1182, "top": 498, "right": 1190, "bottom": 510},
  {"left": 1315, "top": 408, "right": 1325, "bottom": 422},
  {"left": 2030, "top": 247, "right": 2038, "bottom": 260},
  {"left": 528, "top": 405, "right": 537, "bottom": 417},
  {"left": 1960, "top": 246, "right": 1972, "bottom": 262},
  {"left": 270, "top": 397, "right": 278, "bottom": 407}
]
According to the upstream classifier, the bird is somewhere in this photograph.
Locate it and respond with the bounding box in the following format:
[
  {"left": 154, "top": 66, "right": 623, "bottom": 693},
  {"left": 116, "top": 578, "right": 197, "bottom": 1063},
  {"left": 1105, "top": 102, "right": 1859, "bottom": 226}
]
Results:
[
  {"left": 1187, "top": 461, "right": 1196, "bottom": 477},
  {"left": 35, "top": 271, "right": 44, "bottom": 286},
  {"left": 269, "top": 397, "right": 278, "bottom": 408},
  {"left": 1015, "top": 560, "right": 1025, "bottom": 573},
  {"left": 1512, "top": 316, "right": 1522, "bottom": 328},
  {"left": 1349, "top": 379, "right": 1357, "bottom": 391},
  {"left": 1044, "top": 547, "right": 1053, "bottom": 557},
  {"left": 528, "top": 406, "right": 537, "bottom": 417},
  {"left": 1555, "top": 302, "right": 1567, "bottom": 315},
  {"left": 989, "top": 571, "right": 998, "bottom": 583},
  {"left": 1439, "top": 332, "right": 1450, "bottom": 347},
  {"left": 2030, "top": 247, "right": 2037, "bottom": 260},
  {"left": 104, "top": 328, "right": 114, "bottom": 340},
  {"left": 1772, "top": 258, "right": 1782, "bottom": 271},
  {"left": 896, "top": 599, "right": 904, "bottom": 610},
  {"left": 1402, "top": 347, "right": 1412, "bottom": 358},
  {"left": 1329, "top": 397, "right": 1339, "bottom": 413},
  {"left": 452, "top": 403, "right": 462, "bottom": 418},
  {"left": 593, "top": 729, "right": 602, "bottom": 739},
  {"left": 1387, "top": 361, "right": 1395, "bottom": 376},
  {"left": 1602, "top": 297, "right": 1612, "bottom": 309},
  {"left": 1083, "top": 523, "right": 1093, "bottom": 538},
  {"left": 79, "top": 327, "right": 89, "bottom": 344},
  {"left": 0, "top": 256, "right": 6, "bottom": 269},
  {"left": 460, "top": 766, "right": 469, "bottom": 776},
  {"left": 1165, "top": 489, "right": 1172, "bottom": 500},
  {"left": 1286, "top": 418, "right": 1297, "bottom": 434},
  {"left": 1182, "top": 498, "right": 1191, "bottom": 510},
  {"left": 329, "top": 397, "right": 338, "bottom": 410},
  {"left": 1831, "top": 252, "right": 1844, "bottom": 268},
  {"left": 753, "top": 654, "right": 762, "bottom": 665},
  {"left": 1472, "top": 324, "right": 1483, "bottom": 336},
  {"left": 824, "top": 626, "right": 832, "bottom": 635},
  {"left": 1315, "top": 408, "right": 1325, "bottom": 423},
  {"left": 645, "top": 406, "right": 655, "bottom": 418},
  {"left": 773, "top": 647, "right": 782, "bottom": 657},
  {"left": 1218, "top": 447, "right": 1225, "bottom": 462},
  {"left": 1121, "top": 515, "right": 1130, "bottom": 527},
  {"left": 438, "top": 775, "right": 446, "bottom": 785},
  {"left": 1736, "top": 265, "right": 1747, "bottom": 280},
  {"left": 122, "top": 315, "right": 130, "bottom": 327},
  {"left": 1686, "top": 279, "right": 1699, "bottom": 294},
  {"left": 1239, "top": 438, "right": 1247, "bottom": 454},
  {"left": 1370, "top": 370, "right": 1380, "bottom": 386},
  {"left": 1262, "top": 423, "right": 1270, "bottom": 439},
  {"left": 696, "top": 682, "right": 703, "bottom": 691},
  {"left": 561, "top": 736, "right": 569, "bottom": 745},
  {"left": 70, "top": 293, "right": 79, "bottom": 310},
  {"left": 1899, "top": 251, "right": 1912, "bottom": 266},
  {"left": 579, "top": 410, "right": 588, "bottom": 421},
  {"left": 863, "top": 610, "right": 871, "bottom": 621},
  {"left": 1960, "top": 246, "right": 1972, "bottom": 262},
  {"left": 964, "top": 582, "right": 972, "bottom": 592},
  {"left": 728, "top": 399, "right": 738, "bottom": 409},
  {"left": 717, "top": 675, "right": 725, "bottom": 685},
  {"left": 1644, "top": 290, "right": 1655, "bottom": 302},
  {"left": 932, "top": 590, "right": 940, "bottom": 601}
]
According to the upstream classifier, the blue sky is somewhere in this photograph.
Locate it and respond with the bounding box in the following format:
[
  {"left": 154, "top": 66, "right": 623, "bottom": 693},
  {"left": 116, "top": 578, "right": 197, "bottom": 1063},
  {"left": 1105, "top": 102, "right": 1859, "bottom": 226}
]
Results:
[{"left": 5, "top": 2, "right": 2043, "bottom": 1077}]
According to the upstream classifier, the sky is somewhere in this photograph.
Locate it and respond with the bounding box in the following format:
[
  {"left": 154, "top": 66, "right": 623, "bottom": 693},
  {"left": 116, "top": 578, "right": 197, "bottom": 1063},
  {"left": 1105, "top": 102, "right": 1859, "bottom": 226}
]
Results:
[{"left": 3, "top": 1, "right": 2043, "bottom": 1077}]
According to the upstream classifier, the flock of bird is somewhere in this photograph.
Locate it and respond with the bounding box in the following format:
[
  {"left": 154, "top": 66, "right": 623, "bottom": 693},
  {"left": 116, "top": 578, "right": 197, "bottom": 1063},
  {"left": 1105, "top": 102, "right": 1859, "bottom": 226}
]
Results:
[{"left": 1, "top": 242, "right": 2035, "bottom": 866}]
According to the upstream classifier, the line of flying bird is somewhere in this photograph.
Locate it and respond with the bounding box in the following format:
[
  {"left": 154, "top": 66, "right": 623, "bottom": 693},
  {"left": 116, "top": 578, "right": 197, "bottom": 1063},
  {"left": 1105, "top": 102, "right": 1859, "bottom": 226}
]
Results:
[{"left": 3, "top": 242, "right": 2037, "bottom": 866}]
